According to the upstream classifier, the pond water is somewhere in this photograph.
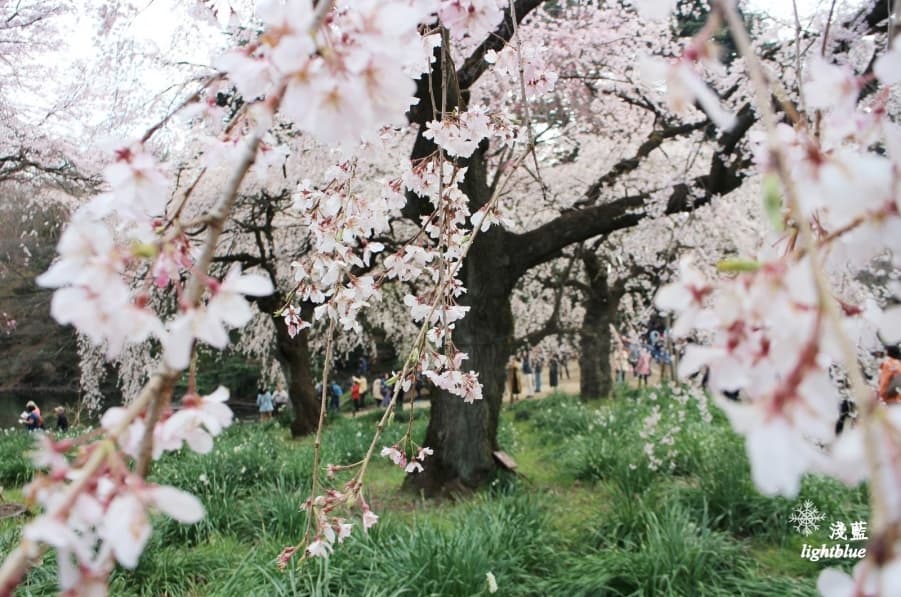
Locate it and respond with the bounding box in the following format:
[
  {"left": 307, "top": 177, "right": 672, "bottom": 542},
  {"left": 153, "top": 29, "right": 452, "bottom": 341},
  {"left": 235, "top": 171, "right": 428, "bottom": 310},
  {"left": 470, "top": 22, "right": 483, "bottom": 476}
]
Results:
[
  {"left": 0, "top": 390, "right": 264, "bottom": 429},
  {"left": 0, "top": 389, "right": 84, "bottom": 429}
]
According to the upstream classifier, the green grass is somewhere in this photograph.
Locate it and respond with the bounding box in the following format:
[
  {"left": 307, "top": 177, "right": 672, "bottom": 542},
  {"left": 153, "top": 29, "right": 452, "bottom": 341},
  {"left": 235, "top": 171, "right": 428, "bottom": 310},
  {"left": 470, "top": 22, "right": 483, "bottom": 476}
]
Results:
[{"left": 0, "top": 387, "right": 868, "bottom": 595}]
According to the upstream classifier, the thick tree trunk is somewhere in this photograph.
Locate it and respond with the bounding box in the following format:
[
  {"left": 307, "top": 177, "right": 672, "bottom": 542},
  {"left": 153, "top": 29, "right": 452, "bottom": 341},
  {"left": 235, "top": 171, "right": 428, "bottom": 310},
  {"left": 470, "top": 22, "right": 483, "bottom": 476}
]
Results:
[
  {"left": 405, "top": 229, "right": 515, "bottom": 496},
  {"left": 272, "top": 316, "right": 320, "bottom": 437},
  {"left": 578, "top": 252, "right": 623, "bottom": 400},
  {"left": 404, "top": 141, "right": 518, "bottom": 496},
  {"left": 579, "top": 296, "right": 615, "bottom": 400},
  {"left": 258, "top": 295, "right": 320, "bottom": 437}
]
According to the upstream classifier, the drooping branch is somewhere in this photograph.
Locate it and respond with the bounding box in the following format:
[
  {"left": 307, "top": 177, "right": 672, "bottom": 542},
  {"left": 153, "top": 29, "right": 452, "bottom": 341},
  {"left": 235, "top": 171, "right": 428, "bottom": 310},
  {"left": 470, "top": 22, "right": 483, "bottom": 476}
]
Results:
[{"left": 573, "top": 119, "right": 710, "bottom": 209}]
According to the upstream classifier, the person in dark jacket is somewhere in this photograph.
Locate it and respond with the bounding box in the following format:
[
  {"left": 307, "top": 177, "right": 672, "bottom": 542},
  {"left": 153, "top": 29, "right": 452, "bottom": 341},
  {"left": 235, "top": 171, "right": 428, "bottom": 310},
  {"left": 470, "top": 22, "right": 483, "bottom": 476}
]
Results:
[{"left": 54, "top": 406, "right": 69, "bottom": 432}]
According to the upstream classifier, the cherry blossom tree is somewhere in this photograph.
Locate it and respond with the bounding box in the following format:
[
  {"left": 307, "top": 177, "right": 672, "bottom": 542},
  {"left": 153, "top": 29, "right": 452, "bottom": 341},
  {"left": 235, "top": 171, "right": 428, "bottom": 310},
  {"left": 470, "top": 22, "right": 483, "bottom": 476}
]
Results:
[{"left": 0, "top": 0, "right": 898, "bottom": 593}]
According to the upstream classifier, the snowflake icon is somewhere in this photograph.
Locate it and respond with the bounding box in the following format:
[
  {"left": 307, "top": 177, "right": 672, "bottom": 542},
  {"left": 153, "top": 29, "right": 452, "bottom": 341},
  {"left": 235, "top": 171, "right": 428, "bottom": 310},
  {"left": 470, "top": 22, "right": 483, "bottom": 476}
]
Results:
[{"left": 789, "top": 500, "right": 826, "bottom": 536}]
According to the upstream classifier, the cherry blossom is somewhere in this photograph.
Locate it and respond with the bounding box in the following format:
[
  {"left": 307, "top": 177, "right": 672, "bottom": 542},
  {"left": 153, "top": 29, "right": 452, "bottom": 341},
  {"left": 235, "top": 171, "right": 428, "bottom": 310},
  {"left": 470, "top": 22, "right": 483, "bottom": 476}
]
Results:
[
  {"left": 640, "top": 56, "right": 736, "bottom": 130},
  {"left": 438, "top": 0, "right": 504, "bottom": 42},
  {"left": 101, "top": 144, "right": 170, "bottom": 219},
  {"left": 162, "top": 265, "right": 274, "bottom": 370},
  {"left": 874, "top": 44, "right": 901, "bottom": 86},
  {"left": 362, "top": 508, "right": 379, "bottom": 530}
]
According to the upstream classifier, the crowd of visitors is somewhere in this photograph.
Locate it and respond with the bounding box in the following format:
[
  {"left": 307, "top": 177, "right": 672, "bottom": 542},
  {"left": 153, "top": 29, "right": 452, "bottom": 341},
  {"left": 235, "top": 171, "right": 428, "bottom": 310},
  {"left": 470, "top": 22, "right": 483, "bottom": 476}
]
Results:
[
  {"left": 506, "top": 346, "right": 571, "bottom": 404},
  {"left": 314, "top": 370, "right": 410, "bottom": 416}
]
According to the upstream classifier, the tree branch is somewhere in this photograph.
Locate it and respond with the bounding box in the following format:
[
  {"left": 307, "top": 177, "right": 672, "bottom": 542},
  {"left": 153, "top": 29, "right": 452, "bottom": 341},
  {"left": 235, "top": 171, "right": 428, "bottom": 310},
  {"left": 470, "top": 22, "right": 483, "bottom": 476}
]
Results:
[{"left": 573, "top": 119, "right": 709, "bottom": 209}]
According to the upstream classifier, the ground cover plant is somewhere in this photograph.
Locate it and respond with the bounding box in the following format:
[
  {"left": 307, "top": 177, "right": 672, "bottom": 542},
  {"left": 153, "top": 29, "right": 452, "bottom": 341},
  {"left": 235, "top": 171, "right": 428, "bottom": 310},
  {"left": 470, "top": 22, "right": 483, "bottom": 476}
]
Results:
[{"left": 0, "top": 388, "right": 868, "bottom": 595}]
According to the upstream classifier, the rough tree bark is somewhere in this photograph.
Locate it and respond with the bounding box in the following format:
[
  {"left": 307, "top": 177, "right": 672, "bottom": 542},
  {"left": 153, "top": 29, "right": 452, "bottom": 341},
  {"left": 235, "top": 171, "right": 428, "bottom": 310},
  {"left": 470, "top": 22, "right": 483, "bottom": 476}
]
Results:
[
  {"left": 257, "top": 294, "right": 321, "bottom": 437},
  {"left": 408, "top": 230, "right": 517, "bottom": 495},
  {"left": 405, "top": 138, "right": 519, "bottom": 495},
  {"left": 578, "top": 252, "right": 625, "bottom": 400}
]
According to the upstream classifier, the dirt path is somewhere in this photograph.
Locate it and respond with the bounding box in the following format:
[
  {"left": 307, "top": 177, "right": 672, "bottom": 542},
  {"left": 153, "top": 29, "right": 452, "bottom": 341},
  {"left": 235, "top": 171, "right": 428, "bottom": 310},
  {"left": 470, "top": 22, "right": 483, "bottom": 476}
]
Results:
[{"left": 351, "top": 355, "right": 673, "bottom": 417}]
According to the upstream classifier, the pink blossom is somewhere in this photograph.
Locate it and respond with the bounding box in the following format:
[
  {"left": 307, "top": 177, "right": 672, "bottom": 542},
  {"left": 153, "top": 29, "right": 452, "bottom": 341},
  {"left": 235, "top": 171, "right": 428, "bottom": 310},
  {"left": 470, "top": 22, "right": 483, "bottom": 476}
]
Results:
[
  {"left": 640, "top": 57, "right": 736, "bottom": 130},
  {"left": 803, "top": 56, "right": 859, "bottom": 114},
  {"left": 655, "top": 258, "right": 715, "bottom": 336},
  {"left": 283, "top": 304, "right": 311, "bottom": 338},
  {"left": 276, "top": 545, "right": 298, "bottom": 570},
  {"left": 438, "top": 0, "right": 504, "bottom": 42},
  {"left": 161, "top": 387, "right": 234, "bottom": 456},
  {"left": 380, "top": 446, "right": 406, "bottom": 467},
  {"left": 162, "top": 266, "right": 273, "bottom": 370},
  {"left": 362, "top": 508, "right": 379, "bottom": 530},
  {"left": 29, "top": 435, "right": 72, "bottom": 474},
  {"left": 100, "top": 494, "right": 151, "bottom": 569},
  {"left": 875, "top": 44, "right": 901, "bottom": 86},
  {"left": 335, "top": 520, "right": 353, "bottom": 543},
  {"left": 307, "top": 538, "right": 332, "bottom": 558},
  {"left": 102, "top": 145, "right": 170, "bottom": 219}
]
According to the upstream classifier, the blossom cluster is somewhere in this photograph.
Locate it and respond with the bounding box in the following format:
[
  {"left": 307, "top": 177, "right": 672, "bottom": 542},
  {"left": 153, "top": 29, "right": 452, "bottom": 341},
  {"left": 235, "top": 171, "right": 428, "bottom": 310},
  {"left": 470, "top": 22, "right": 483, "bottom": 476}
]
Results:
[
  {"left": 215, "top": 0, "right": 439, "bottom": 147},
  {"left": 36, "top": 143, "right": 274, "bottom": 369},
  {"left": 283, "top": 152, "right": 491, "bottom": 404},
  {"left": 484, "top": 41, "right": 559, "bottom": 100},
  {"left": 286, "top": 162, "right": 395, "bottom": 335},
  {"left": 381, "top": 443, "right": 434, "bottom": 474},
  {"left": 282, "top": 481, "right": 380, "bottom": 563},
  {"left": 101, "top": 386, "right": 234, "bottom": 459},
  {"left": 424, "top": 105, "right": 514, "bottom": 158},
  {"left": 20, "top": 386, "right": 233, "bottom": 591},
  {"left": 652, "top": 5, "right": 901, "bottom": 591}
]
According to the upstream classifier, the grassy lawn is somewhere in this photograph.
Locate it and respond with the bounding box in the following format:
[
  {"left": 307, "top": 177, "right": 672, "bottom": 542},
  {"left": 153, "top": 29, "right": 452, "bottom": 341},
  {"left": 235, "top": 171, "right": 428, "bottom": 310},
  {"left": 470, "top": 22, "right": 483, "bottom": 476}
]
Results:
[{"left": 0, "top": 387, "right": 868, "bottom": 596}]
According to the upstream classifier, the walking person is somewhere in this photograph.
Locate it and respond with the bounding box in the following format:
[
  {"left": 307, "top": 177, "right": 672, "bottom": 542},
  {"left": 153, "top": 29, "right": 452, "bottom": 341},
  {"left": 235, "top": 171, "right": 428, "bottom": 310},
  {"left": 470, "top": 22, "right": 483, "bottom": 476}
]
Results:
[
  {"left": 636, "top": 345, "right": 652, "bottom": 389},
  {"left": 352, "top": 375, "right": 369, "bottom": 407},
  {"left": 54, "top": 406, "right": 69, "bottom": 432},
  {"left": 614, "top": 346, "right": 630, "bottom": 384},
  {"left": 559, "top": 349, "right": 571, "bottom": 380},
  {"left": 506, "top": 355, "right": 523, "bottom": 404},
  {"left": 549, "top": 356, "right": 559, "bottom": 391},
  {"left": 256, "top": 386, "right": 274, "bottom": 421},
  {"left": 628, "top": 339, "right": 641, "bottom": 379},
  {"left": 273, "top": 383, "right": 289, "bottom": 415},
  {"left": 351, "top": 379, "right": 362, "bottom": 416},
  {"left": 25, "top": 400, "right": 41, "bottom": 421},
  {"left": 329, "top": 381, "right": 343, "bottom": 413},
  {"left": 521, "top": 350, "right": 534, "bottom": 396},
  {"left": 358, "top": 375, "right": 369, "bottom": 406},
  {"left": 533, "top": 351, "right": 543, "bottom": 394},
  {"left": 19, "top": 403, "right": 43, "bottom": 431},
  {"left": 372, "top": 373, "right": 382, "bottom": 407},
  {"left": 877, "top": 345, "right": 901, "bottom": 404}
]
